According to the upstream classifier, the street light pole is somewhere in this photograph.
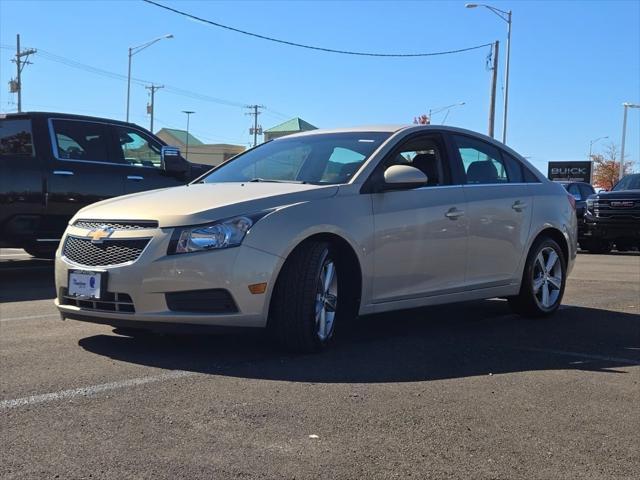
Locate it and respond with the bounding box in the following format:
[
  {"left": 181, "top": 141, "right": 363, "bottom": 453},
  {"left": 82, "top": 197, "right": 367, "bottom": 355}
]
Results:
[
  {"left": 427, "top": 102, "right": 466, "bottom": 124},
  {"left": 182, "top": 110, "right": 195, "bottom": 161},
  {"left": 588, "top": 135, "right": 608, "bottom": 161},
  {"left": 466, "top": 3, "right": 512, "bottom": 143},
  {"left": 619, "top": 102, "right": 640, "bottom": 181},
  {"left": 126, "top": 34, "right": 173, "bottom": 122}
]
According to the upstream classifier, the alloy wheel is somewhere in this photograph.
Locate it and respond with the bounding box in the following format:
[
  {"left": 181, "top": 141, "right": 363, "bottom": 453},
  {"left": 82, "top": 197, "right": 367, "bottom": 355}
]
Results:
[
  {"left": 532, "top": 246, "right": 563, "bottom": 309},
  {"left": 315, "top": 257, "right": 338, "bottom": 341}
]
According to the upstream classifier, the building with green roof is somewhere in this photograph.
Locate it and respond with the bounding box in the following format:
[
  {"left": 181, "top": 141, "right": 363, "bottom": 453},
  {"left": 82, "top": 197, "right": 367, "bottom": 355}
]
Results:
[{"left": 263, "top": 117, "right": 317, "bottom": 142}]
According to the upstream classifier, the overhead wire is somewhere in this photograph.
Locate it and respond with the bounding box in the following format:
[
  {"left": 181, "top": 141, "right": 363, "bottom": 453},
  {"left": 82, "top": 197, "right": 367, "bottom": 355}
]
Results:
[{"left": 142, "top": 0, "right": 493, "bottom": 58}]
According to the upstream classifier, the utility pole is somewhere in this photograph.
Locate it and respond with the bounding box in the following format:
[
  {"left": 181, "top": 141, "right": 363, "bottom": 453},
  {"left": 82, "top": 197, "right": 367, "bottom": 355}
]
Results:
[
  {"left": 245, "top": 104, "right": 264, "bottom": 147},
  {"left": 145, "top": 84, "right": 164, "bottom": 133},
  {"left": 11, "top": 34, "right": 37, "bottom": 113},
  {"left": 488, "top": 40, "right": 499, "bottom": 138}
]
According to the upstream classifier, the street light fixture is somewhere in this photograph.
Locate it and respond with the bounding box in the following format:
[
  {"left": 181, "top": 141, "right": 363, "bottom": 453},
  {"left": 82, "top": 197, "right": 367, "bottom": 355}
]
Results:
[
  {"left": 182, "top": 110, "right": 195, "bottom": 161},
  {"left": 465, "top": 3, "right": 512, "bottom": 144},
  {"left": 619, "top": 102, "right": 640, "bottom": 181},
  {"left": 126, "top": 34, "right": 174, "bottom": 122},
  {"left": 588, "top": 135, "right": 608, "bottom": 161}
]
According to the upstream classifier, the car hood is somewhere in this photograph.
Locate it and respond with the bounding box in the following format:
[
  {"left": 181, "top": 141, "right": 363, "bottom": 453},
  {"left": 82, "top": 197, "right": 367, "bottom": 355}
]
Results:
[
  {"left": 72, "top": 182, "right": 339, "bottom": 227},
  {"left": 593, "top": 190, "right": 640, "bottom": 199}
]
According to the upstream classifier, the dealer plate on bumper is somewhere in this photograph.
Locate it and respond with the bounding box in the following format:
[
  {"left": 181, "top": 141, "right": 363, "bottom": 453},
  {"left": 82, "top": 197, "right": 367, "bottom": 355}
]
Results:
[{"left": 68, "top": 270, "right": 107, "bottom": 299}]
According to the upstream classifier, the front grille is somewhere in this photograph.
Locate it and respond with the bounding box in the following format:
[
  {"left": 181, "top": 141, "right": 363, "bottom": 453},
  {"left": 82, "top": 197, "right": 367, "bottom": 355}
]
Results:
[
  {"left": 60, "top": 288, "right": 135, "bottom": 313},
  {"left": 593, "top": 200, "right": 640, "bottom": 219},
  {"left": 165, "top": 289, "right": 238, "bottom": 314},
  {"left": 63, "top": 236, "right": 150, "bottom": 266},
  {"left": 73, "top": 219, "right": 158, "bottom": 230}
]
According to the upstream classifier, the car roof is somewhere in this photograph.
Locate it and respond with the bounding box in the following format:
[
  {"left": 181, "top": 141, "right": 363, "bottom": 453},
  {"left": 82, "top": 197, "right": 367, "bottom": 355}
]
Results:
[{"left": 0, "top": 111, "right": 140, "bottom": 129}]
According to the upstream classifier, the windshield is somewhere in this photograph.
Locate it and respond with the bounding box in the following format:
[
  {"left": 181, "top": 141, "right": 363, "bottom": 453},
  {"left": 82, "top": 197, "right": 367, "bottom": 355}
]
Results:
[
  {"left": 201, "top": 132, "right": 391, "bottom": 185},
  {"left": 612, "top": 174, "right": 640, "bottom": 191}
]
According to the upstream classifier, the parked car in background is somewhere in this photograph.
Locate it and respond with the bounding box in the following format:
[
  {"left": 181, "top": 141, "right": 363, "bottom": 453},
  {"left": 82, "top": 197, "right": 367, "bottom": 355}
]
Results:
[
  {"left": 581, "top": 173, "right": 640, "bottom": 253},
  {"left": 559, "top": 181, "right": 595, "bottom": 219},
  {"left": 54, "top": 125, "right": 577, "bottom": 352},
  {"left": 0, "top": 112, "right": 211, "bottom": 258}
]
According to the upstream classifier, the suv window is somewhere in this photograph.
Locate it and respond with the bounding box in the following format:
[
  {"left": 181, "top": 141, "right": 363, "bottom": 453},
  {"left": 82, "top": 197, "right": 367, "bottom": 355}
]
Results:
[
  {"left": 114, "top": 126, "right": 162, "bottom": 168},
  {"left": 52, "top": 120, "right": 111, "bottom": 162},
  {"left": 579, "top": 183, "right": 594, "bottom": 198},
  {"left": 384, "top": 136, "right": 446, "bottom": 186},
  {"left": 0, "top": 119, "right": 34, "bottom": 156},
  {"left": 452, "top": 135, "right": 509, "bottom": 185}
]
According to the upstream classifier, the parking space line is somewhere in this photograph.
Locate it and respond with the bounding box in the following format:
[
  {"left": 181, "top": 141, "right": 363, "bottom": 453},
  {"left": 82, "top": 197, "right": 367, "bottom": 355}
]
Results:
[
  {"left": 0, "top": 313, "right": 59, "bottom": 323},
  {"left": 0, "top": 370, "right": 198, "bottom": 409},
  {"left": 519, "top": 347, "right": 640, "bottom": 365}
]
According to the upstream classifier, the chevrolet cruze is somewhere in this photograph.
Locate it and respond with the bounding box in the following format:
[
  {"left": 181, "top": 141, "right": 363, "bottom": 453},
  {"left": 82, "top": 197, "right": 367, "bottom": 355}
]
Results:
[{"left": 55, "top": 125, "right": 577, "bottom": 352}]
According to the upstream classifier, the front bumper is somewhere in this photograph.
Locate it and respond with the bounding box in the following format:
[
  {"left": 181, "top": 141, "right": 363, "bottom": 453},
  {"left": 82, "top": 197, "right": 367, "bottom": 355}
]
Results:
[
  {"left": 55, "top": 227, "right": 282, "bottom": 329},
  {"left": 581, "top": 219, "right": 640, "bottom": 241}
]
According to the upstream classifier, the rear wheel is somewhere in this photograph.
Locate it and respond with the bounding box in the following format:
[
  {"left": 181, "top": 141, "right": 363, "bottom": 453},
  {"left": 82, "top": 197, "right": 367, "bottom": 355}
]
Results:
[
  {"left": 23, "top": 245, "right": 57, "bottom": 259},
  {"left": 270, "top": 241, "right": 340, "bottom": 353},
  {"left": 580, "top": 239, "right": 612, "bottom": 254},
  {"left": 508, "top": 237, "right": 566, "bottom": 317}
]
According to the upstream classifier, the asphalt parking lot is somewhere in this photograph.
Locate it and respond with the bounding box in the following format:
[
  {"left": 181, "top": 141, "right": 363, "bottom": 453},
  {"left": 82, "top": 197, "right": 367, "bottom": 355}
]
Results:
[{"left": 1, "top": 248, "right": 638, "bottom": 479}]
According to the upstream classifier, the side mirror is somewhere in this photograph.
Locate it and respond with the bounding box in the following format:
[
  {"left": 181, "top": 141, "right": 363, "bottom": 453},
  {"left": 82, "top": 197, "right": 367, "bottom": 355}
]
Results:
[
  {"left": 161, "top": 146, "right": 189, "bottom": 176},
  {"left": 378, "top": 165, "right": 428, "bottom": 191}
]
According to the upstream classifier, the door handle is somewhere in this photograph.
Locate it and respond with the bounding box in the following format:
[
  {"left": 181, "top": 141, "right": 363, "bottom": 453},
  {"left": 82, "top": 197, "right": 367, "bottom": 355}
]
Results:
[
  {"left": 53, "top": 170, "right": 74, "bottom": 176},
  {"left": 445, "top": 207, "right": 465, "bottom": 220},
  {"left": 512, "top": 200, "right": 528, "bottom": 212},
  {"left": 127, "top": 175, "right": 144, "bottom": 181}
]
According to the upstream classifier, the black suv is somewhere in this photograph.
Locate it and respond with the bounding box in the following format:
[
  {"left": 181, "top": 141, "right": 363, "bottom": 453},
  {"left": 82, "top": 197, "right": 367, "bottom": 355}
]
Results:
[
  {"left": 0, "top": 112, "right": 211, "bottom": 257},
  {"left": 581, "top": 173, "right": 640, "bottom": 253}
]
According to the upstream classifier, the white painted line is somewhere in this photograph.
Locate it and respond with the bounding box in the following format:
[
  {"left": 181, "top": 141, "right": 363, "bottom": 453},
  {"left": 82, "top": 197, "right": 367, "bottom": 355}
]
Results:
[
  {"left": 0, "top": 370, "right": 198, "bottom": 409},
  {"left": 521, "top": 347, "right": 640, "bottom": 366},
  {"left": 0, "top": 313, "right": 59, "bottom": 323}
]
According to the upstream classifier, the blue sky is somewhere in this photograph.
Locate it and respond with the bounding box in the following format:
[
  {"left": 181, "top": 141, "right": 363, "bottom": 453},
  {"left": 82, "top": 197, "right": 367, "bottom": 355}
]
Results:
[{"left": 1, "top": 0, "right": 638, "bottom": 174}]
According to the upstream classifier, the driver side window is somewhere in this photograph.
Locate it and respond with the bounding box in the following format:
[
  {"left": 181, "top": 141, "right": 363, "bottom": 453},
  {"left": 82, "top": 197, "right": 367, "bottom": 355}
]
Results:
[
  {"left": 384, "top": 136, "right": 446, "bottom": 187},
  {"left": 114, "top": 126, "right": 162, "bottom": 169}
]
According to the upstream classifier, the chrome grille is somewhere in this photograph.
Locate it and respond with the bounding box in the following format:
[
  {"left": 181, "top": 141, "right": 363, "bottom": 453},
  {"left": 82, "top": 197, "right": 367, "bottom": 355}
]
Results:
[
  {"left": 593, "top": 200, "right": 640, "bottom": 219},
  {"left": 60, "top": 288, "right": 135, "bottom": 313},
  {"left": 73, "top": 219, "right": 158, "bottom": 230},
  {"left": 63, "top": 236, "right": 150, "bottom": 266}
]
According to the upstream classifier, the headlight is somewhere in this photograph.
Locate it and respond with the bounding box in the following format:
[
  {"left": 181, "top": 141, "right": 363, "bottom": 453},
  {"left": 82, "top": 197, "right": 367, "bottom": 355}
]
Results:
[
  {"left": 586, "top": 198, "right": 594, "bottom": 213},
  {"left": 168, "top": 212, "right": 269, "bottom": 254}
]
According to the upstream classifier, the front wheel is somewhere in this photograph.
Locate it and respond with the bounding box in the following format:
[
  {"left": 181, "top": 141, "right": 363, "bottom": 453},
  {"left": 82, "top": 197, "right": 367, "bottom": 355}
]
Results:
[
  {"left": 270, "top": 241, "right": 340, "bottom": 353},
  {"left": 508, "top": 237, "right": 566, "bottom": 317}
]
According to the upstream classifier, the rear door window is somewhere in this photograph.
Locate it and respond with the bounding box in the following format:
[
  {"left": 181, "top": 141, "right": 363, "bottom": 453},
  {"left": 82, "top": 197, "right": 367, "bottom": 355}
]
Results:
[
  {"left": 0, "top": 119, "right": 34, "bottom": 156},
  {"left": 452, "top": 135, "right": 509, "bottom": 184},
  {"left": 51, "top": 120, "right": 112, "bottom": 163}
]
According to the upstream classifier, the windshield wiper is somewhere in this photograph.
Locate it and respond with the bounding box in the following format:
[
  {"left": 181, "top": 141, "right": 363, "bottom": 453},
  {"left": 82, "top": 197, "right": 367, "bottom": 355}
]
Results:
[{"left": 247, "top": 178, "right": 306, "bottom": 184}]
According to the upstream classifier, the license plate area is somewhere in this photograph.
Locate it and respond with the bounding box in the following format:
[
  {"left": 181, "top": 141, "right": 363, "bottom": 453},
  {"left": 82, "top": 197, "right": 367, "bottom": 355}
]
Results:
[{"left": 68, "top": 270, "right": 107, "bottom": 299}]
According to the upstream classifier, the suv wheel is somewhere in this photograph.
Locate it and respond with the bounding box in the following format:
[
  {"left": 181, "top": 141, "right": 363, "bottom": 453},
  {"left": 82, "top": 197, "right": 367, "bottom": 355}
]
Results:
[
  {"left": 509, "top": 237, "right": 566, "bottom": 317},
  {"left": 23, "top": 245, "right": 57, "bottom": 259},
  {"left": 270, "top": 241, "right": 340, "bottom": 353}
]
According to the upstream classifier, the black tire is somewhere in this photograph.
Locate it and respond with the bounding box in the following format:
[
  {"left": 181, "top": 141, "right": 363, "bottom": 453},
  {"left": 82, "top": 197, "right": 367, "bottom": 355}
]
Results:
[
  {"left": 508, "top": 237, "right": 567, "bottom": 317},
  {"left": 270, "top": 241, "right": 341, "bottom": 353},
  {"left": 23, "top": 245, "right": 57, "bottom": 259},
  {"left": 580, "top": 239, "right": 612, "bottom": 254}
]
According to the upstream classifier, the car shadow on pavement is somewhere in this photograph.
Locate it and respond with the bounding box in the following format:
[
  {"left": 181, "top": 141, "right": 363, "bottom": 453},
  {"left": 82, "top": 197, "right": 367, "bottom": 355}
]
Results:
[
  {"left": 0, "top": 259, "right": 55, "bottom": 303},
  {"left": 78, "top": 300, "right": 640, "bottom": 383}
]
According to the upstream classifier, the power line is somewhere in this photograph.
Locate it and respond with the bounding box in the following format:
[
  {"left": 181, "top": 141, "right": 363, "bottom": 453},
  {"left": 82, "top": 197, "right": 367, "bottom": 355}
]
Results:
[
  {"left": 0, "top": 44, "right": 250, "bottom": 109},
  {"left": 143, "top": 0, "right": 493, "bottom": 58}
]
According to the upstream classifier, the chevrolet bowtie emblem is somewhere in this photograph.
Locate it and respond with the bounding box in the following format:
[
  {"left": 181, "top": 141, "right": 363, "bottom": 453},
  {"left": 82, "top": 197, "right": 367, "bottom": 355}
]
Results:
[{"left": 87, "top": 226, "right": 114, "bottom": 244}]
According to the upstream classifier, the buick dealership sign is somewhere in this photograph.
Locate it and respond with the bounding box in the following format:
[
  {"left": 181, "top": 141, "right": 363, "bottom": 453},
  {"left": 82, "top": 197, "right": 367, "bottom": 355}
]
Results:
[{"left": 547, "top": 161, "right": 593, "bottom": 183}]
